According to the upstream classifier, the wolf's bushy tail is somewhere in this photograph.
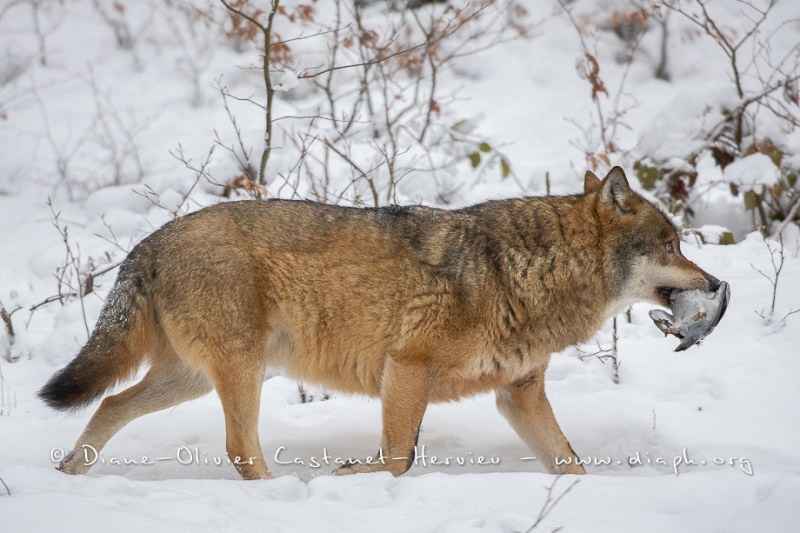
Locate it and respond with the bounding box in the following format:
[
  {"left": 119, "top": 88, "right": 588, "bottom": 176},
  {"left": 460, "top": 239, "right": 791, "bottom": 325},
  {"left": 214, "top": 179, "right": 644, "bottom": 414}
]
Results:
[{"left": 39, "top": 246, "right": 157, "bottom": 411}]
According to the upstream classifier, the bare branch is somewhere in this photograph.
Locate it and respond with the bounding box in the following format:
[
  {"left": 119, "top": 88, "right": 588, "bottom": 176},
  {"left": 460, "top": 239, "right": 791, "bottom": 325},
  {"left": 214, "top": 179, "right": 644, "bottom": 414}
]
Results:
[
  {"left": 218, "top": 0, "right": 280, "bottom": 186},
  {"left": 298, "top": 3, "right": 492, "bottom": 81},
  {"left": 323, "top": 138, "right": 380, "bottom": 207},
  {"left": 665, "top": 0, "right": 780, "bottom": 149},
  {"left": 0, "top": 300, "right": 17, "bottom": 356},
  {"left": 776, "top": 196, "right": 800, "bottom": 236},
  {"left": 751, "top": 232, "right": 788, "bottom": 320},
  {"left": 525, "top": 476, "right": 580, "bottom": 532}
]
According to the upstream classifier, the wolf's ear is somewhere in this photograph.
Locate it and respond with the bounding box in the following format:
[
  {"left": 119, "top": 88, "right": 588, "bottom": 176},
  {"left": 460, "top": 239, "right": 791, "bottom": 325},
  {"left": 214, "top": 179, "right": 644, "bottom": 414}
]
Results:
[
  {"left": 600, "top": 166, "right": 632, "bottom": 209},
  {"left": 584, "top": 171, "right": 602, "bottom": 194}
]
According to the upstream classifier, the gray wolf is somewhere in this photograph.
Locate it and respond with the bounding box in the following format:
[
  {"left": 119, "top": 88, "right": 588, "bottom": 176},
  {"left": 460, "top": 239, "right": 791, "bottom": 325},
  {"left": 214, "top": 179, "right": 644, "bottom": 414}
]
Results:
[{"left": 40, "top": 166, "right": 720, "bottom": 479}]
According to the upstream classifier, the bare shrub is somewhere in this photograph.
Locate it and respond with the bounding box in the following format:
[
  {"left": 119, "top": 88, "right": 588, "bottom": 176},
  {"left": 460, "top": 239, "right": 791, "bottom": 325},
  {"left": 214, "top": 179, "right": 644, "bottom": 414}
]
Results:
[
  {"left": 212, "top": 0, "right": 531, "bottom": 206},
  {"left": 635, "top": 0, "right": 800, "bottom": 233}
]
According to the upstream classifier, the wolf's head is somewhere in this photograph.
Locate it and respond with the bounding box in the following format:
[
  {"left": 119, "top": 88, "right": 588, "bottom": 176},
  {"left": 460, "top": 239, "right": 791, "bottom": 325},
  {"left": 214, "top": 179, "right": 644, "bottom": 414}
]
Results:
[{"left": 584, "top": 166, "right": 721, "bottom": 311}]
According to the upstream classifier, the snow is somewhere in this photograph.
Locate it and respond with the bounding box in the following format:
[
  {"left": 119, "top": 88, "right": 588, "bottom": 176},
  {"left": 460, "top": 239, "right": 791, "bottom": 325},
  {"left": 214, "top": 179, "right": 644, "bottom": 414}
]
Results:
[
  {"left": 696, "top": 224, "right": 729, "bottom": 245},
  {"left": 723, "top": 153, "right": 782, "bottom": 188},
  {"left": 274, "top": 70, "right": 300, "bottom": 92},
  {"left": 637, "top": 85, "right": 731, "bottom": 163},
  {"left": 2, "top": 1, "right": 800, "bottom": 532}
]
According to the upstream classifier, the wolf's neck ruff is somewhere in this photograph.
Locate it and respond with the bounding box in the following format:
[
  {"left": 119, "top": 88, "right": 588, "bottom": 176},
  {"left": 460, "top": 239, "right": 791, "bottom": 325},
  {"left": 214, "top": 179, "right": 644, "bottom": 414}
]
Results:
[{"left": 443, "top": 195, "right": 613, "bottom": 358}]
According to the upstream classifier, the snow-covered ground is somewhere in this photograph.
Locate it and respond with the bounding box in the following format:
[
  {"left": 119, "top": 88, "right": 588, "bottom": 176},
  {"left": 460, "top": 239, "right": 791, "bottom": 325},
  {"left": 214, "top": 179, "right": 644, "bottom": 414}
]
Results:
[{"left": 1, "top": 1, "right": 799, "bottom": 531}]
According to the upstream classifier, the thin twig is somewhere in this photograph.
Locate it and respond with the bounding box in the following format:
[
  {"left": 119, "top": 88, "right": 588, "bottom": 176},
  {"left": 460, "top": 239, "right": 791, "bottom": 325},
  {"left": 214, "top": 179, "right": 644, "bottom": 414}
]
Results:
[
  {"left": 751, "top": 232, "right": 786, "bottom": 319},
  {"left": 0, "top": 300, "right": 16, "bottom": 348},
  {"left": 776, "top": 196, "right": 800, "bottom": 236},
  {"left": 525, "top": 476, "right": 580, "bottom": 532}
]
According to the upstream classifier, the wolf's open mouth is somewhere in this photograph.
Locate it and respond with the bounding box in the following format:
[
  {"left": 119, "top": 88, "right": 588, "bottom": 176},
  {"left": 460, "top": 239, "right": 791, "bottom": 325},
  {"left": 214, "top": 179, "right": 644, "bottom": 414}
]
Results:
[{"left": 656, "top": 286, "right": 674, "bottom": 302}]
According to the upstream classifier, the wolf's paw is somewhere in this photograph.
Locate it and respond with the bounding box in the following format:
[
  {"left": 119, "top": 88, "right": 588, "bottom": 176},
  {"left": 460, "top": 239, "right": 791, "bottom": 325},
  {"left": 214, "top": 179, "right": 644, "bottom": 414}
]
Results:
[
  {"left": 56, "top": 452, "right": 91, "bottom": 475},
  {"left": 554, "top": 462, "right": 586, "bottom": 475},
  {"left": 334, "top": 461, "right": 375, "bottom": 476},
  {"left": 333, "top": 456, "right": 409, "bottom": 477}
]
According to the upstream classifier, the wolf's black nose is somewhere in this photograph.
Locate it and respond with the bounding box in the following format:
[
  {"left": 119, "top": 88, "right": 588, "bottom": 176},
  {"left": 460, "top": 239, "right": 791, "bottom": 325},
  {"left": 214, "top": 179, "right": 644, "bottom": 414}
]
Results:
[{"left": 707, "top": 275, "right": 721, "bottom": 292}]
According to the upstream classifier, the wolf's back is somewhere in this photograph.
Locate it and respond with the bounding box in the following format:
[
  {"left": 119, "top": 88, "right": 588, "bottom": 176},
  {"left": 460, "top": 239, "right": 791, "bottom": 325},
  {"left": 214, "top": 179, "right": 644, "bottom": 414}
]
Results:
[{"left": 39, "top": 242, "right": 158, "bottom": 411}]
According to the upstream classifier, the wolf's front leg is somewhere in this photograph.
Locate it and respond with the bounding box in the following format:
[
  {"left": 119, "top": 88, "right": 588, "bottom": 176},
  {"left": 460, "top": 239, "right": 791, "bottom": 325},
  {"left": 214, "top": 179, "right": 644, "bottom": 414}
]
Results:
[
  {"left": 336, "top": 357, "right": 430, "bottom": 477},
  {"left": 496, "top": 367, "right": 586, "bottom": 475}
]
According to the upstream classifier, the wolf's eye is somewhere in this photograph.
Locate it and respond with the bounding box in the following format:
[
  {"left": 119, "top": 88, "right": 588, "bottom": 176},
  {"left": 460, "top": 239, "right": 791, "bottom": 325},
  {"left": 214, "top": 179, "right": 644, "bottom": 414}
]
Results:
[{"left": 665, "top": 241, "right": 675, "bottom": 254}]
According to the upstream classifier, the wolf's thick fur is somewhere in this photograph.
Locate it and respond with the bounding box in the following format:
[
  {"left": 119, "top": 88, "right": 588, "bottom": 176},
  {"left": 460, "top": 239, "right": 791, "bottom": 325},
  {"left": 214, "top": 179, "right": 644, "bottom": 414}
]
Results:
[{"left": 40, "top": 167, "right": 719, "bottom": 479}]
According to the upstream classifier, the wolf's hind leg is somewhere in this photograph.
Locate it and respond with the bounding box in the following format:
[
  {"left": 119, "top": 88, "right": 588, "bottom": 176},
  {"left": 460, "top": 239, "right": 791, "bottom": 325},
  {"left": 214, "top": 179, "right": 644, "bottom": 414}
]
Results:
[
  {"left": 335, "top": 357, "right": 430, "bottom": 477},
  {"left": 495, "top": 367, "right": 585, "bottom": 475},
  {"left": 58, "top": 344, "right": 212, "bottom": 475}
]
